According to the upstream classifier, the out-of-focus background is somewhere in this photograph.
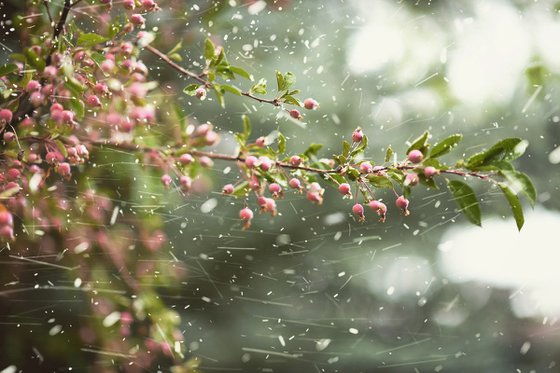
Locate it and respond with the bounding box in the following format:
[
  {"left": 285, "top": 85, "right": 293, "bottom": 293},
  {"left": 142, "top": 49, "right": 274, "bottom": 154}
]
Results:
[{"left": 2, "top": 0, "right": 560, "bottom": 371}]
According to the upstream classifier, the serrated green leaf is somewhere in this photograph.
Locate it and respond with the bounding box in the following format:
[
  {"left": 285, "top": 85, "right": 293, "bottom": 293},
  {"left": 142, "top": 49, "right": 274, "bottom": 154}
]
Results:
[
  {"left": 77, "top": 33, "right": 108, "bottom": 47},
  {"left": 407, "top": 131, "right": 430, "bottom": 155},
  {"left": 447, "top": 180, "right": 481, "bottom": 226},
  {"left": 367, "top": 175, "right": 393, "bottom": 189},
  {"left": 222, "top": 84, "right": 242, "bottom": 96},
  {"left": 384, "top": 147, "right": 394, "bottom": 163},
  {"left": 281, "top": 95, "right": 301, "bottom": 106},
  {"left": 278, "top": 133, "right": 286, "bottom": 154},
  {"left": 242, "top": 114, "right": 251, "bottom": 138},
  {"left": 276, "top": 70, "right": 286, "bottom": 91},
  {"left": 230, "top": 65, "right": 252, "bottom": 80},
  {"left": 0, "top": 63, "right": 18, "bottom": 77},
  {"left": 467, "top": 138, "right": 527, "bottom": 168},
  {"left": 204, "top": 38, "right": 216, "bottom": 60},
  {"left": 499, "top": 183, "right": 524, "bottom": 231},
  {"left": 501, "top": 170, "right": 536, "bottom": 208},
  {"left": 250, "top": 78, "right": 267, "bottom": 95},
  {"left": 283, "top": 72, "right": 295, "bottom": 89},
  {"left": 430, "top": 134, "right": 463, "bottom": 158},
  {"left": 304, "top": 143, "right": 323, "bottom": 158},
  {"left": 183, "top": 84, "right": 199, "bottom": 96}
]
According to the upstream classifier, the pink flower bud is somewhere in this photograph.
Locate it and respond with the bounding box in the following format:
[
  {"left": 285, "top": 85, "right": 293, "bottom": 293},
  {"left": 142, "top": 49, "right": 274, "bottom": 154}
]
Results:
[
  {"left": 255, "top": 136, "right": 266, "bottom": 147},
  {"left": 94, "top": 83, "right": 109, "bottom": 95},
  {"left": 43, "top": 65, "right": 58, "bottom": 79},
  {"left": 268, "top": 183, "right": 282, "bottom": 196},
  {"left": 289, "top": 109, "right": 302, "bottom": 120},
  {"left": 303, "top": 98, "right": 319, "bottom": 110},
  {"left": 259, "top": 156, "right": 272, "bottom": 171},
  {"left": 423, "top": 166, "right": 438, "bottom": 178},
  {"left": 306, "top": 191, "right": 323, "bottom": 205},
  {"left": 3, "top": 132, "right": 15, "bottom": 142},
  {"left": 205, "top": 131, "right": 220, "bottom": 146},
  {"left": 30, "top": 91, "right": 45, "bottom": 107},
  {"left": 179, "top": 153, "right": 193, "bottom": 165},
  {"left": 86, "top": 94, "right": 101, "bottom": 107},
  {"left": 57, "top": 162, "right": 71, "bottom": 177},
  {"left": 239, "top": 207, "right": 253, "bottom": 221},
  {"left": 7, "top": 168, "right": 20, "bottom": 180},
  {"left": 407, "top": 149, "right": 423, "bottom": 164},
  {"left": 179, "top": 176, "right": 192, "bottom": 192},
  {"left": 245, "top": 155, "right": 258, "bottom": 168},
  {"left": 50, "top": 103, "right": 63, "bottom": 113},
  {"left": 101, "top": 59, "right": 115, "bottom": 73},
  {"left": 352, "top": 203, "right": 365, "bottom": 221},
  {"left": 359, "top": 161, "right": 373, "bottom": 174},
  {"left": 0, "top": 109, "right": 13, "bottom": 124},
  {"left": 222, "top": 184, "right": 234, "bottom": 194},
  {"left": 61, "top": 110, "right": 75, "bottom": 123},
  {"left": 142, "top": 0, "right": 156, "bottom": 9},
  {"left": 396, "top": 195, "right": 410, "bottom": 216},
  {"left": 404, "top": 173, "right": 419, "bottom": 186},
  {"left": 123, "top": 0, "right": 135, "bottom": 10},
  {"left": 130, "top": 14, "right": 145, "bottom": 25},
  {"left": 289, "top": 155, "right": 302, "bottom": 166},
  {"left": 26, "top": 80, "right": 41, "bottom": 92},
  {"left": 46, "top": 151, "right": 63, "bottom": 164},
  {"left": 161, "top": 174, "right": 172, "bottom": 188},
  {"left": 195, "top": 86, "right": 207, "bottom": 100},
  {"left": 369, "top": 200, "right": 387, "bottom": 222},
  {"left": 0, "top": 211, "right": 13, "bottom": 226},
  {"left": 0, "top": 225, "right": 14, "bottom": 240},
  {"left": 289, "top": 178, "right": 302, "bottom": 190},
  {"left": 338, "top": 183, "right": 351, "bottom": 195},
  {"left": 199, "top": 156, "right": 213, "bottom": 168},
  {"left": 249, "top": 175, "right": 260, "bottom": 191},
  {"left": 352, "top": 128, "right": 363, "bottom": 143}
]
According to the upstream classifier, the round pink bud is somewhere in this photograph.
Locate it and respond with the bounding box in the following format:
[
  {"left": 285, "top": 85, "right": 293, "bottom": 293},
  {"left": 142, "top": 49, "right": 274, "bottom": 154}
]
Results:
[
  {"left": 404, "top": 173, "right": 419, "bottom": 186},
  {"left": 50, "top": 103, "right": 63, "bottom": 113},
  {"left": 259, "top": 156, "right": 272, "bottom": 171},
  {"left": 3, "top": 132, "right": 15, "bottom": 142},
  {"left": 46, "top": 151, "right": 63, "bottom": 164},
  {"left": 0, "top": 211, "right": 13, "bottom": 226},
  {"left": 306, "top": 191, "right": 323, "bottom": 204},
  {"left": 289, "top": 155, "right": 302, "bottom": 166},
  {"left": 0, "top": 225, "right": 14, "bottom": 240},
  {"left": 263, "top": 197, "right": 277, "bottom": 214},
  {"left": 338, "top": 183, "right": 351, "bottom": 195},
  {"left": 222, "top": 184, "right": 234, "bottom": 194},
  {"left": 268, "top": 183, "right": 282, "bottom": 195},
  {"left": 57, "top": 162, "right": 71, "bottom": 177},
  {"left": 195, "top": 123, "right": 211, "bottom": 136},
  {"left": 308, "top": 182, "right": 322, "bottom": 193},
  {"left": 289, "top": 178, "right": 302, "bottom": 189},
  {"left": 249, "top": 176, "right": 260, "bottom": 191},
  {"left": 179, "top": 153, "right": 193, "bottom": 165},
  {"left": 0, "top": 109, "right": 13, "bottom": 124},
  {"left": 245, "top": 155, "right": 258, "bottom": 168},
  {"left": 100, "top": 59, "right": 115, "bottom": 73},
  {"left": 396, "top": 195, "right": 410, "bottom": 216},
  {"left": 352, "top": 128, "right": 363, "bottom": 143},
  {"left": 352, "top": 203, "right": 364, "bottom": 216},
  {"left": 61, "top": 110, "right": 75, "bottom": 123},
  {"left": 199, "top": 156, "right": 214, "bottom": 168},
  {"left": 94, "top": 83, "right": 109, "bottom": 95},
  {"left": 407, "top": 149, "right": 423, "bottom": 164},
  {"left": 120, "top": 312, "right": 133, "bottom": 326},
  {"left": 423, "top": 166, "right": 438, "bottom": 178},
  {"left": 205, "top": 131, "right": 220, "bottom": 146},
  {"left": 7, "top": 168, "right": 20, "bottom": 180},
  {"left": 123, "top": 0, "right": 135, "bottom": 10},
  {"left": 86, "top": 94, "right": 101, "bottom": 107},
  {"left": 142, "top": 0, "right": 156, "bottom": 9},
  {"left": 257, "top": 196, "right": 267, "bottom": 207},
  {"left": 303, "top": 98, "right": 319, "bottom": 110},
  {"left": 43, "top": 65, "right": 58, "bottom": 79},
  {"left": 359, "top": 161, "right": 373, "bottom": 174},
  {"left": 161, "top": 174, "right": 172, "bottom": 188},
  {"left": 195, "top": 86, "right": 207, "bottom": 100},
  {"left": 26, "top": 80, "right": 41, "bottom": 92},
  {"left": 289, "top": 109, "right": 302, "bottom": 120},
  {"left": 239, "top": 207, "right": 253, "bottom": 221},
  {"left": 179, "top": 176, "right": 192, "bottom": 192},
  {"left": 255, "top": 136, "right": 266, "bottom": 147},
  {"left": 369, "top": 200, "right": 387, "bottom": 213},
  {"left": 130, "top": 14, "right": 145, "bottom": 25},
  {"left": 29, "top": 91, "right": 45, "bottom": 107}
]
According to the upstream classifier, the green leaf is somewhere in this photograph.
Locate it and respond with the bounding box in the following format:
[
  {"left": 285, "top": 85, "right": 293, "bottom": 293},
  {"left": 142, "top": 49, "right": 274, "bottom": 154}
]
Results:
[
  {"left": 278, "top": 133, "right": 286, "bottom": 154},
  {"left": 232, "top": 181, "right": 249, "bottom": 197},
  {"left": 499, "top": 183, "right": 524, "bottom": 231},
  {"left": 230, "top": 65, "right": 252, "bottom": 80},
  {"left": 407, "top": 131, "right": 430, "bottom": 155},
  {"left": 221, "top": 84, "right": 242, "bottom": 96},
  {"left": 169, "top": 53, "right": 182, "bottom": 62},
  {"left": 342, "top": 141, "right": 351, "bottom": 158},
  {"left": 69, "top": 97, "right": 84, "bottom": 119},
  {"left": 183, "top": 84, "right": 199, "bottom": 96},
  {"left": 501, "top": 170, "right": 537, "bottom": 207},
  {"left": 0, "top": 63, "right": 18, "bottom": 77},
  {"left": 466, "top": 138, "right": 527, "bottom": 168},
  {"left": 304, "top": 143, "right": 323, "bottom": 158},
  {"left": 276, "top": 70, "right": 286, "bottom": 91},
  {"left": 447, "top": 180, "right": 481, "bottom": 226},
  {"left": 367, "top": 175, "right": 393, "bottom": 189},
  {"left": 204, "top": 38, "right": 216, "bottom": 60},
  {"left": 167, "top": 40, "right": 183, "bottom": 56},
  {"left": 25, "top": 48, "right": 45, "bottom": 71},
  {"left": 283, "top": 72, "right": 295, "bottom": 89},
  {"left": 250, "top": 79, "right": 267, "bottom": 95},
  {"left": 429, "top": 134, "right": 463, "bottom": 158},
  {"left": 384, "top": 147, "right": 394, "bottom": 163},
  {"left": 54, "top": 139, "right": 68, "bottom": 157},
  {"left": 214, "top": 87, "right": 225, "bottom": 108},
  {"left": 77, "top": 33, "right": 108, "bottom": 47},
  {"left": 242, "top": 115, "right": 251, "bottom": 138}
]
